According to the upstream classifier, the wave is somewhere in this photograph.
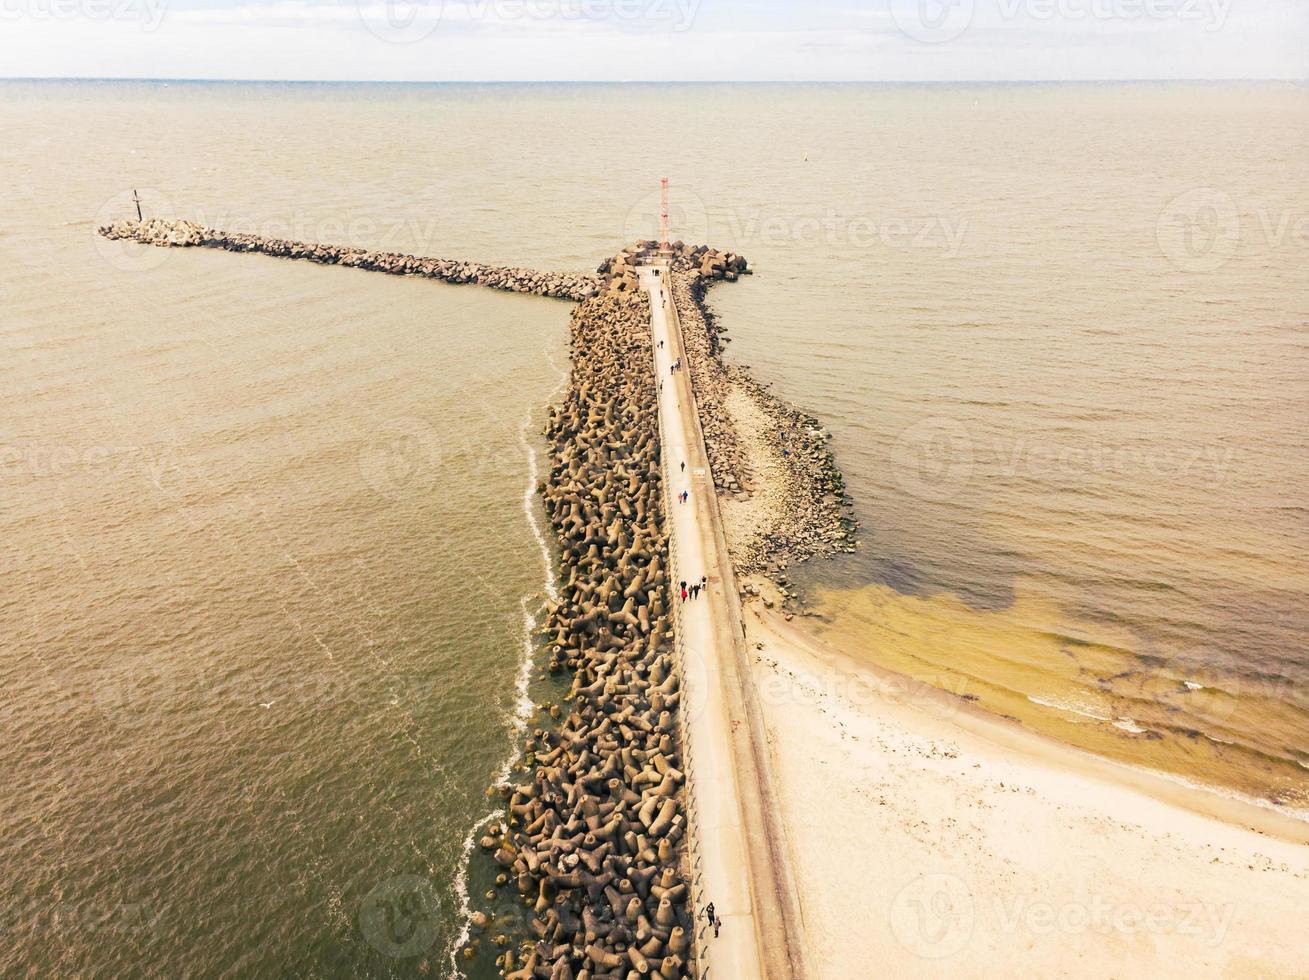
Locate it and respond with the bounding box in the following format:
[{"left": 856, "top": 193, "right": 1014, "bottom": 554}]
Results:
[
  {"left": 1112, "top": 717, "right": 1149, "bottom": 735},
  {"left": 1027, "top": 694, "right": 1112, "bottom": 723},
  {"left": 446, "top": 360, "right": 565, "bottom": 979}
]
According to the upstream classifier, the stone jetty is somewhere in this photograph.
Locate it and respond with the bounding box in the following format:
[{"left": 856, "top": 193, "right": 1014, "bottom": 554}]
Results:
[
  {"left": 96, "top": 209, "right": 852, "bottom": 973},
  {"left": 97, "top": 218, "right": 600, "bottom": 301},
  {"left": 474, "top": 284, "right": 694, "bottom": 979}
]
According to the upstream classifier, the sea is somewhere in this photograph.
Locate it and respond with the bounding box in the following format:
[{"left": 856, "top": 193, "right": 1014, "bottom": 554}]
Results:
[{"left": 1, "top": 80, "right": 1305, "bottom": 977}]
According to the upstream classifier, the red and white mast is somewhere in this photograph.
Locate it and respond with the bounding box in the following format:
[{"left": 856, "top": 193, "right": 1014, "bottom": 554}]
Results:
[{"left": 660, "top": 176, "right": 670, "bottom": 252}]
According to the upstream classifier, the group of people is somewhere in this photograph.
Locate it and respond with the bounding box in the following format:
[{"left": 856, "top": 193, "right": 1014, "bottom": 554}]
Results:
[
  {"left": 679, "top": 575, "right": 707, "bottom": 603},
  {"left": 669, "top": 357, "right": 683, "bottom": 375},
  {"left": 704, "top": 901, "right": 722, "bottom": 939},
  {"left": 677, "top": 489, "right": 690, "bottom": 505}
]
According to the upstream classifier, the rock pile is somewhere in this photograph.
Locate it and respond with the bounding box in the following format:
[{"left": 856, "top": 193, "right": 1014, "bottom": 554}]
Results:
[
  {"left": 596, "top": 240, "right": 750, "bottom": 299},
  {"left": 669, "top": 272, "right": 857, "bottom": 577},
  {"left": 669, "top": 273, "right": 747, "bottom": 494},
  {"left": 475, "top": 288, "right": 694, "bottom": 979},
  {"left": 97, "top": 218, "right": 599, "bottom": 301}
]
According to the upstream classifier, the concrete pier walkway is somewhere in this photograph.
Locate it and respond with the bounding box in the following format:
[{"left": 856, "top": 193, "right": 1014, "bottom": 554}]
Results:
[{"left": 638, "top": 262, "right": 808, "bottom": 980}]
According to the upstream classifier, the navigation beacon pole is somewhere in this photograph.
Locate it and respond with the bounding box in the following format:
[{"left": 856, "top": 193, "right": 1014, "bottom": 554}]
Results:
[{"left": 660, "top": 176, "right": 670, "bottom": 255}]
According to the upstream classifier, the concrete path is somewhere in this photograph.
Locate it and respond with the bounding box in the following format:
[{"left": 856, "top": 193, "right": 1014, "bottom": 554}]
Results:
[{"left": 638, "top": 263, "right": 807, "bottom": 980}]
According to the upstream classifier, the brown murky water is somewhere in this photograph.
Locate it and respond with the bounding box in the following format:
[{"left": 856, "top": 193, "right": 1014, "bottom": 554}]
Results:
[{"left": 1, "top": 80, "right": 1305, "bottom": 977}]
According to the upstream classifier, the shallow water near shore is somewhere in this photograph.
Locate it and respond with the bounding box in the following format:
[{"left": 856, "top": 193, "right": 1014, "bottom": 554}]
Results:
[{"left": 1, "top": 79, "right": 1306, "bottom": 976}]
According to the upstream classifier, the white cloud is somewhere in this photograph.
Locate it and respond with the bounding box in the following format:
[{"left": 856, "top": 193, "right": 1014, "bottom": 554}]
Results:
[{"left": 0, "top": 0, "right": 1304, "bottom": 79}]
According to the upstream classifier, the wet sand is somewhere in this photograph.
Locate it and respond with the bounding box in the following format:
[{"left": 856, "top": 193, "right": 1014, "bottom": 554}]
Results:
[{"left": 742, "top": 583, "right": 1309, "bottom": 979}]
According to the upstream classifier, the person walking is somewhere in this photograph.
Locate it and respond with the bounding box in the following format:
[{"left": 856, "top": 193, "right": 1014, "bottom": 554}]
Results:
[
  {"left": 680, "top": 461, "right": 686, "bottom": 473},
  {"left": 704, "top": 902, "right": 715, "bottom": 925}
]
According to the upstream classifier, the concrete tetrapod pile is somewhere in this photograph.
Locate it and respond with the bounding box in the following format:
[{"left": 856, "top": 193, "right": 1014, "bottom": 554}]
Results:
[
  {"left": 97, "top": 218, "right": 600, "bottom": 301},
  {"left": 476, "top": 287, "right": 695, "bottom": 980},
  {"left": 92, "top": 211, "right": 836, "bottom": 971}
]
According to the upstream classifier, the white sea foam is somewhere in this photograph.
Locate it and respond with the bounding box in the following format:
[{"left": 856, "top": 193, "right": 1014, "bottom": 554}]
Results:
[
  {"left": 1027, "top": 694, "right": 1112, "bottom": 723},
  {"left": 447, "top": 364, "right": 565, "bottom": 978}
]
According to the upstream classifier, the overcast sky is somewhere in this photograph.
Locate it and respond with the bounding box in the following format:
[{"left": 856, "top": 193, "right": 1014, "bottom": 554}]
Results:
[{"left": 1, "top": 0, "right": 1306, "bottom": 81}]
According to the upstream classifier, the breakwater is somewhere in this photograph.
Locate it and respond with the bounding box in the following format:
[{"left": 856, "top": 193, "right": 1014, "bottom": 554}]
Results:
[
  {"left": 94, "top": 207, "right": 842, "bottom": 969},
  {"left": 97, "top": 218, "right": 600, "bottom": 301},
  {"left": 473, "top": 282, "right": 692, "bottom": 978},
  {"left": 669, "top": 270, "right": 857, "bottom": 579}
]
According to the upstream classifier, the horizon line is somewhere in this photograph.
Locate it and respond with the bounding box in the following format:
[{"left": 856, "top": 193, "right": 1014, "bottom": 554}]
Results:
[{"left": 2, "top": 76, "right": 1306, "bottom": 84}]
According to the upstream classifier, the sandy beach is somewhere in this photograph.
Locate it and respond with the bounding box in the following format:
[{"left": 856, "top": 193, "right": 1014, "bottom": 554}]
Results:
[{"left": 741, "top": 583, "right": 1309, "bottom": 978}]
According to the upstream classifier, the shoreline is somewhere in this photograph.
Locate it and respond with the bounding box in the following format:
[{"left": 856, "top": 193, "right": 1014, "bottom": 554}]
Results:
[
  {"left": 678, "top": 269, "right": 1307, "bottom": 838},
  {"left": 747, "top": 577, "right": 1309, "bottom": 845},
  {"left": 743, "top": 586, "right": 1309, "bottom": 977}
]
